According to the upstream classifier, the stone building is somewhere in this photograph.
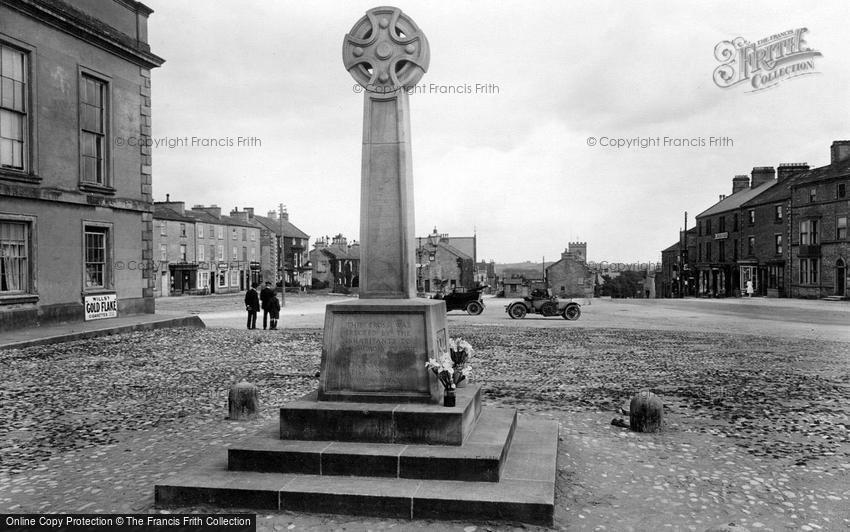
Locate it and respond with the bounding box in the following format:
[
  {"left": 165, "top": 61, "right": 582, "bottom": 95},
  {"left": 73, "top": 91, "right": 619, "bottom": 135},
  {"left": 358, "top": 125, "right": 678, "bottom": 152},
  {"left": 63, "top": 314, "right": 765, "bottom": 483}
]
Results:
[
  {"left": 153, "top": 202, "right": 261, "bottom": 296},
  {"left": 182, "top": 206, "right": 224, "bottom": 294},
  {"left": 0, "top": 1, "right": 164, "bottom": 330},
  {"left": 501, "top": 276, "right": 529, "bottom": 298},
  {"left": 694, "top": 171, "right": 778, "bottom": 297},
  {"left": 474, "top": 260, "right": 496, "bottom": 292},
  {"left": 310, "top": 234, "right": 360, "bottom": 289},
  {"left": 789, "top": 141, "right": 850, "bottom": 298},
  {"left": 658, "top": 227, "right": 697, "bottom": 298},
  {"left": 545, "top": 242, "right": 593, "bottom": 298},
  {"left": 739, "top": 163, "right": 810, "bottom": 297},
  {"left": 225, "top": 207, "right": 263, "bottom": 289},
  {"left": 671, "top": 138, "right": 849, "bottom": 299},
  {"left": 253, "top": 208, "right": 310, "bottom": 288},
  {"left": 415, "top": 228, "right": 475, "bottom": 293},
  {"left": 153, "top": 201, "right": 197, "bottom": 296}
]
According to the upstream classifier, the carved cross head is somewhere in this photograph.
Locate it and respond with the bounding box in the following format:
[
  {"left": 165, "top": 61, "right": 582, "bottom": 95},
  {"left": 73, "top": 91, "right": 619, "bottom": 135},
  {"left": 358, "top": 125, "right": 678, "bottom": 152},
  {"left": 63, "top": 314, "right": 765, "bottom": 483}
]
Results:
[{"left": 343, "top": 6, "right": 430, "bottom": 93}]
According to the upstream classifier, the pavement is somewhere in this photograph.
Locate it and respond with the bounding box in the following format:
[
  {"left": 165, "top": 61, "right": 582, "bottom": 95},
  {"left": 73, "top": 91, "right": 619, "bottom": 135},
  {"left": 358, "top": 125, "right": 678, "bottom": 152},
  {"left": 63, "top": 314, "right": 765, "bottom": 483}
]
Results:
[{"left": 0, "top": 313, "right": 204, "bottom": 350}]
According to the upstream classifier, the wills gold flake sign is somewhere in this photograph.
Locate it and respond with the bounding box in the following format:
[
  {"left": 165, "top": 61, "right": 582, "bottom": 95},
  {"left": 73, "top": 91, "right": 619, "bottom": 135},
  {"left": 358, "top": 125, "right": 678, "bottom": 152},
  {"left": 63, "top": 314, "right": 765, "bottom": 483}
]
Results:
[{"left": 84, "top": 294, "right": 118, "bottom": 321}]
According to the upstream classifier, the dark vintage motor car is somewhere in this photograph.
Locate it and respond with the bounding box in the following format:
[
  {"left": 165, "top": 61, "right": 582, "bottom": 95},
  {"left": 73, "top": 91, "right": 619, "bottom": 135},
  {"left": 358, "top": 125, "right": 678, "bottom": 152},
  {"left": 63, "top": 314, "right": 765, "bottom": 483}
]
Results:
[
  {"left": 432, "top": 286, "right": 485, "bottom": 315},
  {"left": 505, "top": 288, "right": 581, "bottom": 320}
]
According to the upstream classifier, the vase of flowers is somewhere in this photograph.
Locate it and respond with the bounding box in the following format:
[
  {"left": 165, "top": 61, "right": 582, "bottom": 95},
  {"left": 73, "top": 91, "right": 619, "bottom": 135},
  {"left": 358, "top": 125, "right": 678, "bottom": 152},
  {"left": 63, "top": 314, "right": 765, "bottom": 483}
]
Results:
[
  {"left": 426, "top": 338, "right": 473, "bottom": 407},
  {"left": 449, "top": 338, "right": 473, "bottom": 388}
]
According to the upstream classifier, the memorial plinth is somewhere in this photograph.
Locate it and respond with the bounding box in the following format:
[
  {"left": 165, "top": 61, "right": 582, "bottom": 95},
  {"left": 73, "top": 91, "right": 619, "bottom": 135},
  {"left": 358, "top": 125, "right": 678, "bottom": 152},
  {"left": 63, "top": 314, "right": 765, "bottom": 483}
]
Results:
[{"left": 318, "top": 299, "right": 446, "bottom": 403}]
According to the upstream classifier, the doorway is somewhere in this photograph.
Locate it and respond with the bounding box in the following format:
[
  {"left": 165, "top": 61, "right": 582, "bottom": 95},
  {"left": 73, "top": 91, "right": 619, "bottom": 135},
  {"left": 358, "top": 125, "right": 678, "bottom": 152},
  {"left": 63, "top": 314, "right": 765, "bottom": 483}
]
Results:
[{"left": 837, "top": 258, "right": 846, "bottom": 296}]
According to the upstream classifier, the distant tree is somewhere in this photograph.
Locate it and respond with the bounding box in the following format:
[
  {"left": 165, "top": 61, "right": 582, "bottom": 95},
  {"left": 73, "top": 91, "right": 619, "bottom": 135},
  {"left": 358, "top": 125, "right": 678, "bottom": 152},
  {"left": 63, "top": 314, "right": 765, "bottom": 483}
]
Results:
[{"left": 601, "top": 271, "right": 645, "bottom": 298}]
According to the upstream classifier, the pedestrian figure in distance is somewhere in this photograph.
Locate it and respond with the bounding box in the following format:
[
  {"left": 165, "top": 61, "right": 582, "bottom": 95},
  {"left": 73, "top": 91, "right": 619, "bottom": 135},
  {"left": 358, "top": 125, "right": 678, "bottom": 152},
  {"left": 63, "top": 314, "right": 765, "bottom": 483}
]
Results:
[
  {"left": 245, "top": 282, "right": 260, "bottom": 330},
  {"left": 746, "top": 279, "right": 754, "bottom": 298},
  {"left": 268, "top": 293, "right": 281, "bottom": 330},
  {"left": 260, "top": 281, "right": 275, "bottom": 330}
]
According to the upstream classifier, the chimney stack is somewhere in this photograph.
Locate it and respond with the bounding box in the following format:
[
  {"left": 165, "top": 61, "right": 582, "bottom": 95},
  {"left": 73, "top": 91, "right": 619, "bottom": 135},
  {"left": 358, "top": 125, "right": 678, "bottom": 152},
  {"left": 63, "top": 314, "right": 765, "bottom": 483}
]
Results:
[
  {"left": 777, "top": 163, "right": 810, "bottom": 181},
  {"left": 719, "top": 194, "right": 726, "bottom": 201},
  {"left": 267, "top": 210, "right": 278, "bottom": 220},
  {"left": 831, "top": 140, "right": 850, "bottom": 165},
  {"left": 750, "top": 166, "right": 776, "bottom": 188},
  {"left": 243, "top": 207, "right": 254, "bottom": 218},
  {"left": 732, "top": 175, "right": 750, "bottom": 194},
  {"left": 229, "top": 208, "right": 249, "bottom": 222},
  {"left": 166, "top": 193, "right": 170, "bottom": 202}
]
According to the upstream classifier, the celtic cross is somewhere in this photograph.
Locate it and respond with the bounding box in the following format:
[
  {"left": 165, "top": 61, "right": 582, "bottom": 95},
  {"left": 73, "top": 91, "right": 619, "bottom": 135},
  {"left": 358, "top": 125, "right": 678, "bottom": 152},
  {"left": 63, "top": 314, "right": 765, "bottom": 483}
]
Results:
[
  {"left": 342, "top": 7, "right": 429, "bottom": 299},
  {"left": 343, "top": 6, "right": 430, "bottom": 93}
]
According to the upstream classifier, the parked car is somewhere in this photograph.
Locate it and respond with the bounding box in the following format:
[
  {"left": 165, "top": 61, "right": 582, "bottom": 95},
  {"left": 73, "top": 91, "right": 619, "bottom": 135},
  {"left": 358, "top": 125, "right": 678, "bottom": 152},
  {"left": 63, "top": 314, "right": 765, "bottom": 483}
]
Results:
[
  {"left": 505, "top": 288, "right": 581, "bottom": 320},
  {"left": 433, "top": 286, "right": 485, "bottom": 315}
]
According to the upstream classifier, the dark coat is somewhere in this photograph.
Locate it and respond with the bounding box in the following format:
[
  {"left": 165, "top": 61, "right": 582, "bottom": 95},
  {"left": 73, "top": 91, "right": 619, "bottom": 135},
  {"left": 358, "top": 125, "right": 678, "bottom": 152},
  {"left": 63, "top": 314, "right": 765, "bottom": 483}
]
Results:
[
  {"left": 244, "top": 288, "right": 260, "bottom": 312},
  {"left": 268, "top": 296, "right": 281, "bottom": 318},
  {"left": 259, "top": 286, "right": 275, "bottom": 310}
]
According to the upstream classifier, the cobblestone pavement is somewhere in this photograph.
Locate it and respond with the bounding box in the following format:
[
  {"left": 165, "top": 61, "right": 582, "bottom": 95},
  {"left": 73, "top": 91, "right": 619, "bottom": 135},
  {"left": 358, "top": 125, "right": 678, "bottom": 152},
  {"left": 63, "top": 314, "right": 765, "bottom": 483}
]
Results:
[{"left": 1, "top": 325, "right": 848, "bottom": 531}]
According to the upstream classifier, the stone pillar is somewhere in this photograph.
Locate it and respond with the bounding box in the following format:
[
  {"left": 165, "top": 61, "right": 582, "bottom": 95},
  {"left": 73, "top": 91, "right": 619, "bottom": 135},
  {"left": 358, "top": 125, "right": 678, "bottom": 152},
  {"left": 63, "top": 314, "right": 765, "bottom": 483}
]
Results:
[
  {"left": 358, "top": 88, "right": 416, "bottom": 299},
  {"left": 317, "top": 6, "right": 447, "bottom": 404}
]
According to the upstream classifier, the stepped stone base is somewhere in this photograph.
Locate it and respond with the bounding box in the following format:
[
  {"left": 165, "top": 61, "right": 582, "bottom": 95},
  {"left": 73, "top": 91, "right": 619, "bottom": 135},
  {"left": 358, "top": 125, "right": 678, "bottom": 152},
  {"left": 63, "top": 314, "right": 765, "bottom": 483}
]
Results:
[
  {"left": 155, "top": 414, "right": 558, "bottom": 526},
  {"left": 281, "top": 384, "right": 482, "bottom": 445},
  {"left": 233, "top": 407, "right": 516, "bottom": 482}
]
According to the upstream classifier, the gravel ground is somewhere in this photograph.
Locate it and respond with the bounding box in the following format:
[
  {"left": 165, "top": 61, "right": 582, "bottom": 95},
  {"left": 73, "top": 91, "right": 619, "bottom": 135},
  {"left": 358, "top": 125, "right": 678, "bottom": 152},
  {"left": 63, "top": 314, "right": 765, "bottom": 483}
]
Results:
[{"left": 1, "top": 326, "right": 849, "bottom": 531}]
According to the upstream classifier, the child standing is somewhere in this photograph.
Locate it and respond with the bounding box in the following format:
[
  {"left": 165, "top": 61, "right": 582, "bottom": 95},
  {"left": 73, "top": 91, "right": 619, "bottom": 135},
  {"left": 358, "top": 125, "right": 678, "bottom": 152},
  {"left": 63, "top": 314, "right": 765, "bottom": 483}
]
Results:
[{"left": 268, "top": 293, "right": 281, "bottom": 330}]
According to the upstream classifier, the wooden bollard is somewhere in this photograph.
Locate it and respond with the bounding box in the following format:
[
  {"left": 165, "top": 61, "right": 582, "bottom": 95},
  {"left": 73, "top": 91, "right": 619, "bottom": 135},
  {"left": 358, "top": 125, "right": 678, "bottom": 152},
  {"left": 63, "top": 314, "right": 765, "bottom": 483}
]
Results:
[
  {"left": 629, "top": 391, "right": 663, "bottom": 432},
  {"left": 228, "top": 381, "right": 259, "bottom": 420}
]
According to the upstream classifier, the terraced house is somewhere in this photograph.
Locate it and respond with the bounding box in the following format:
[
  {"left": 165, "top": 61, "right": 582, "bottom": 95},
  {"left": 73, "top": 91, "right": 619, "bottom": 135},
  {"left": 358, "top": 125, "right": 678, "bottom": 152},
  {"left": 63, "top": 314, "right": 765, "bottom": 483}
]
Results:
[
  {"left": 666, "top": 139, "right": 850, "bottom": 300},
  {"left": 0, "top": 0, "right": 164, "bottom": 330},
  {"left": 789, "top": 141, "right": 850, "bottom": 299}
]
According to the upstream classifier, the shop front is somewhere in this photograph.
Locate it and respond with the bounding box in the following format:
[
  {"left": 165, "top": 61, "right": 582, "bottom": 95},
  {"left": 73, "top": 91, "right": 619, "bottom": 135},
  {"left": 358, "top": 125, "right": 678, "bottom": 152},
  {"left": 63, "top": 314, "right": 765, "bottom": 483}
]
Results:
[{"left": 168, "top": 263, "right": 198, "bottom": 295}]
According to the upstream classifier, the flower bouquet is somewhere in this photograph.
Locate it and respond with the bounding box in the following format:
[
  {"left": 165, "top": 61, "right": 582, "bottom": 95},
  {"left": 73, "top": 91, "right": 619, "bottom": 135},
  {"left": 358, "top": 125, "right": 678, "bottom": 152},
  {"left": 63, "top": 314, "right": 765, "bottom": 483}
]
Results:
[
  {"left": 449, "top": 338, "right": 473, "bottom": 387},
  {"left": 426, "top": 337, "right": 473, "bottom": 407}
]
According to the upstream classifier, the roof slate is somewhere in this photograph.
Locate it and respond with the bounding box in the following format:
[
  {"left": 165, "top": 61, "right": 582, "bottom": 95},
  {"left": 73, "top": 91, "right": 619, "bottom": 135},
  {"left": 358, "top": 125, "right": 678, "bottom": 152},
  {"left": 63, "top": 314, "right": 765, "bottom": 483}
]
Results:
[
  {"left": 153, "top": 205, "right": 196, "bottom": 222},
  {"left": 253, "top": 215, "right": 310, "bottom": 239},
  {"left": 791, "top": 159, "right": 850, "bottom": 186},
  {"left": 696, "top": 180, "right": 778, "bottom": 218}
]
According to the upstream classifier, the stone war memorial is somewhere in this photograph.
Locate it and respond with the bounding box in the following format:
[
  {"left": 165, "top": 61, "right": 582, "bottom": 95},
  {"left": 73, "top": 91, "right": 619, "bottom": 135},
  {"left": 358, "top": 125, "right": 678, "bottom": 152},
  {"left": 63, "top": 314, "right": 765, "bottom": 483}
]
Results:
[{"left": 155, "top": 6, "right": 558, "bottom": 525}]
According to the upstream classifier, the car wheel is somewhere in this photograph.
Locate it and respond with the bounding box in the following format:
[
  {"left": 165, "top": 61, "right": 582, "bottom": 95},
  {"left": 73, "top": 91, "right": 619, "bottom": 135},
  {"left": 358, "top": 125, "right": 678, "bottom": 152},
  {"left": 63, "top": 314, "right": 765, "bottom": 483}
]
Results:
[
  {"left": 466, "top": 301, "right": 483, "bottom": 315},
  {"left": 563, "top": 304, "right": 581, "bottom": 320},
  {"left": 508, "top": 302, "right": 527, "bottom": 319}
]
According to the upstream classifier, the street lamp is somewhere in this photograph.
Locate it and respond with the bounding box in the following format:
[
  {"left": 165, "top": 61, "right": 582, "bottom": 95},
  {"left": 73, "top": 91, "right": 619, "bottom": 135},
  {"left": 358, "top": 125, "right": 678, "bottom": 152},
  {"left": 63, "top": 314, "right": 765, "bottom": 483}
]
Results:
[{"left": 428, "top": 227, "right": 440, "bottom": 247}]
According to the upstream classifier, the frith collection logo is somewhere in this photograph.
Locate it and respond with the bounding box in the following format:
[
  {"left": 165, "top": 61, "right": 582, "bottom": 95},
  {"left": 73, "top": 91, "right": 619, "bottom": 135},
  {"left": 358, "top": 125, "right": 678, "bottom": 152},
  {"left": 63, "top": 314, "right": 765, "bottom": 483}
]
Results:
[{"left": 713, "top": 28, "right": 822, "bottom": 92}]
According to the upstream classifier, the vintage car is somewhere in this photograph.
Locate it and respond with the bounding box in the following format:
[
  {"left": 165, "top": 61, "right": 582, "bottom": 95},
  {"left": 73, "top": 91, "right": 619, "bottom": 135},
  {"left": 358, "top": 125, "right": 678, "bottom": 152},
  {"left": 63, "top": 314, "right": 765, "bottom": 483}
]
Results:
[
  {"left": 432, "top": 286, "right": 485, "bottom": 315},
  {"left": 505, "top": 289, "right": 581, "bottom": 320}
]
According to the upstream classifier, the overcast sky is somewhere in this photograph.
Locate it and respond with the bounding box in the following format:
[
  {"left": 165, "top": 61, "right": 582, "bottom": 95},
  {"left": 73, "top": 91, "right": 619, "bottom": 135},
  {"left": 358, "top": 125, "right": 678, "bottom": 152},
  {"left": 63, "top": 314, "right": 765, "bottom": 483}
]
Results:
[{"left": 144, "top": 0, "right": 849, "bottom": 264}]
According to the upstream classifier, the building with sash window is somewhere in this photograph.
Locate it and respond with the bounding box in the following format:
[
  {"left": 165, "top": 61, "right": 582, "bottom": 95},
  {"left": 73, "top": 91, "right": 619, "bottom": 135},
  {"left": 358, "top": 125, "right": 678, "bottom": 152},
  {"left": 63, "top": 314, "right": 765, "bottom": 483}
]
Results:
[{"left": 0, "top": 0, "right": 164, "bottom": 330}]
